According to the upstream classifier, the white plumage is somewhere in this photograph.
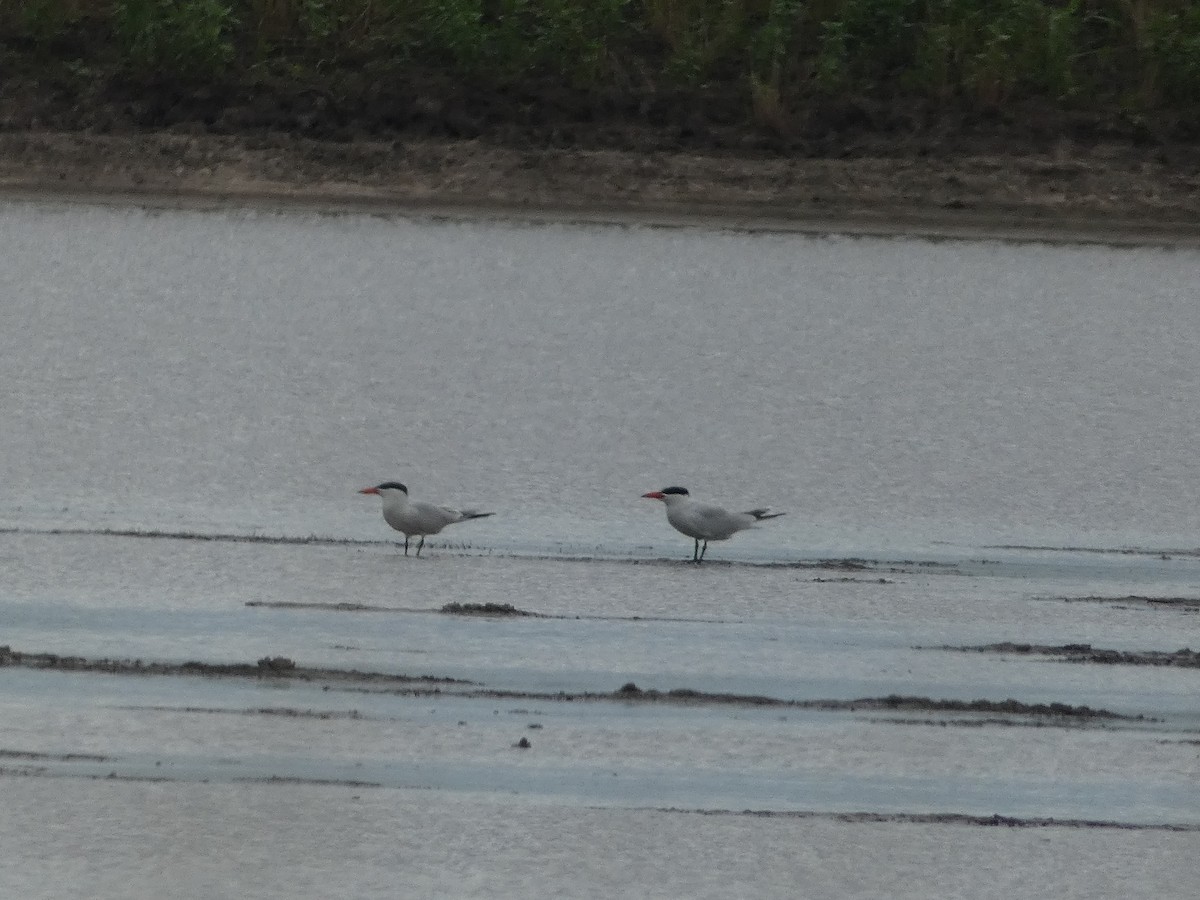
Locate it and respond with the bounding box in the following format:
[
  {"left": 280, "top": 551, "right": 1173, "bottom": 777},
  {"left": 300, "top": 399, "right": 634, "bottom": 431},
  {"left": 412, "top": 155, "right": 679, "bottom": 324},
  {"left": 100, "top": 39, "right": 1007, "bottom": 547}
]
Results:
[
  {"left": 359, "top": 481, "right": 493, "bottom": 556},
  {"left": 642, "top": 486, "right": 784, "bottom": 562}
]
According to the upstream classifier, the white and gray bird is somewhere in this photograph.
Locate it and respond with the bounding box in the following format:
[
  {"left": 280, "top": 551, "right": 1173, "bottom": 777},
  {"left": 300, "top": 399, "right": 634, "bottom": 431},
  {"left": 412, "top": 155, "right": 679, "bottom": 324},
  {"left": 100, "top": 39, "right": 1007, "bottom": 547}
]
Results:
[
  {"left": 641, "top": 486, "right": 784, "bottom": 562},
  {"left": 359, "top": 481, "right": 493, "bottom": 556}
]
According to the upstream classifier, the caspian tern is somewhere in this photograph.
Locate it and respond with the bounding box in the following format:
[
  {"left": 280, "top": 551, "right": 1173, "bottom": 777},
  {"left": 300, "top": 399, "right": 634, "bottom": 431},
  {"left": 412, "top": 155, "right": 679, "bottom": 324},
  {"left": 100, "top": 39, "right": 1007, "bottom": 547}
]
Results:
[
  {"left": 641, "top": 486, "right": 784, "bottom": 562},
  {"left": 359, "top": 482, "right": 494, "bottom": 556}
]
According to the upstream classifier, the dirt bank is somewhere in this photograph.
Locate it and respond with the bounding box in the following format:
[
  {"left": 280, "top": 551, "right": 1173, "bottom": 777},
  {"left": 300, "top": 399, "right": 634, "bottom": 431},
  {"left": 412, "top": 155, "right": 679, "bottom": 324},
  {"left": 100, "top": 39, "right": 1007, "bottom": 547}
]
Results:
[{"left": 2, "top": 128, "right": 1199, "bottom": 244}]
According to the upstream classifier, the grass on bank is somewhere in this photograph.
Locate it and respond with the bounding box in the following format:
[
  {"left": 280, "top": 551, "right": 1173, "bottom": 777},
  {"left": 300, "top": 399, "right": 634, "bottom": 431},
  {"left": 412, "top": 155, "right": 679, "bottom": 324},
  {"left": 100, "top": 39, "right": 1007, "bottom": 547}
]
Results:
[{"left": 3, "top": 1, "right": 1199, "bottom": 128}]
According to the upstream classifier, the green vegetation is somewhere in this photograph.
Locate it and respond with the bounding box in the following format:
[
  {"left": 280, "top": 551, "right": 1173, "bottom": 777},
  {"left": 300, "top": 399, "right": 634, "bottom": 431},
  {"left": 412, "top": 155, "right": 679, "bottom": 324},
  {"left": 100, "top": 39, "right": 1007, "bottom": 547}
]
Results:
[{"left": 2, "top": 0, "right": 1199, "bottom": 131}]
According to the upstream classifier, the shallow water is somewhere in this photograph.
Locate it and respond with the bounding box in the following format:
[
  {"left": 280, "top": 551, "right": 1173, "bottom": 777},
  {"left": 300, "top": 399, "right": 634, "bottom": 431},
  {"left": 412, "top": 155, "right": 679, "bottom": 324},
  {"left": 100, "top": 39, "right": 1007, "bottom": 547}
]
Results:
[{"left": 2, "top": 200, "right": 1199, "bottom": 898}]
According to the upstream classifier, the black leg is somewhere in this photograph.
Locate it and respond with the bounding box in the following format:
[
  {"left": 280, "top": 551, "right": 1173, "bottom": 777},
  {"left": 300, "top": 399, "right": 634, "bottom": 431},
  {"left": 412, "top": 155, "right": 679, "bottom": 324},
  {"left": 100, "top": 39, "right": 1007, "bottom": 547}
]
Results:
[
  {"left": 416, "top": 535, "right": 425, "bottom": 557},
  {"left": 404, "top": 536, "right": 409, "bottom": 556},
  {"left": 692, "top": 539, "right": 700, "bottom": 562},
  {"left": 699, "top": 540, "right": 708, "bottom": 562}
]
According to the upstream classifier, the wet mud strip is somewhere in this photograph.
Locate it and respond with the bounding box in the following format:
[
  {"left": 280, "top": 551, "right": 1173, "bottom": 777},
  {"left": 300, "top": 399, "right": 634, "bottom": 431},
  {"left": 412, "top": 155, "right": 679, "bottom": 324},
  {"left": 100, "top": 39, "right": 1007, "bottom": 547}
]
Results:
[
  {"left": 120, "top": 705, "right": 369, "bottom": 721},
  {"left": 114, "top": 698, "right": 1141, "bottom": 731},
  {"left": 773, "top": 693, "right": 1133, "bottom": 720},
  {"left": 0, "top": 763, "right": 384, "bottom": 788},
  {"left": 1054, "top": 595, "right": 1200, "bottom": 613},
  {"left": 0, "top": 749, "right": 110, "bottom": 762},
  {"left": 246, "top": 600, "right": 434, "bottom": 614},
  {"left": 4, "top": 752, "right": 1195, "bottom": 829},
  {"left": 983, "top": 543, "right": 1200, "bottom": 559},
  {"left": 859, "top": 715, "right": 1144, "bottom": 730},
  {"left": 0, "top": 524, "right": 368, "bottom": 546},
  {"left": 0, "top": 749, "right": 113, "bottom": 779},
  {"left": 0, "top": 646, "right": 473, "bottom": 686},
  {"left": 441, "top": 602, "right": 543, "bottom": 617},
  {"left": 936, "top": 642, "right": 1200, "bottom": 668},
  {"left": 0, "top": 647, "right": 1137, "bottom": 722},
  {"left": 512, "top": 556, "right": 955, "bottom": 574},
  {"left": 0, "top": 524, "right": 483, "bottom": 555},
  {"left": 669, "top": 808, "right": 1200, "bottom": 832},
  {"left": 745, "top": 558, "right": 956, "bottom": 574},
  {"left": 562, "top": 687, "right": 1145, "bottom": 726},
  {"left": 811, "top": 576, "right": 896, "bottom": 584},
  {"left": 0, "top": 525, "right": 959, "bottom": 573},
  {"left": 235, "top": 775, "right": 382, "bottom": 788},
  {"left": 248, "top": 599, "right": 739, "bottom": 624}
]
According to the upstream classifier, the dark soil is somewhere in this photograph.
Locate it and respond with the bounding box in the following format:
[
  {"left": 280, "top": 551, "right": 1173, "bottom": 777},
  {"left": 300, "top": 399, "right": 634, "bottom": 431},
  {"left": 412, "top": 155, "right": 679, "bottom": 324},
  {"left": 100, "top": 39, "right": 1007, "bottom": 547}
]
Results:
[
  {"left": 0, "top": 749, "right": 109, "bottom": 762},
  {"left": 609, "top": 683, "right": 1130, "bottom": 719},
  {"left": 683, "top": 809, "right": 1200, "bottom": 832},
  {"left": 0, "top": 524, "right": 363, "bottom": 546},
  {"left": 939, "top": 642, "right": 1200, "bottom": 667},
  {"left": 440, "top": 602, "right": 541, "bottom": 617},
  {"left": 2, "top": 60, "right": 1200, "bottom": 241},
  {"left": 0, "top": 645, "right": 472, "bottom": 686},
  {"left": 986, "top": 544, "right": 1200, "bottom": 558},
  {"left": 0, "top": 646, "right": 1135, "bottom": 719},
  {"left": 1057, "top": 595, "right": 1200, "bottom": 613}
]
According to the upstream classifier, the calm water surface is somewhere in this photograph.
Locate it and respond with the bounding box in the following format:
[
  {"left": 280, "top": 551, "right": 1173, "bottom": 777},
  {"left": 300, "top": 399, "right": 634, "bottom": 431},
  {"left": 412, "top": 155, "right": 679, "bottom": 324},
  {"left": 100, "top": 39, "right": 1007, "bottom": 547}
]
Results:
[{"left": 2, "top": 200, "right": 1198, "bottom": 899}]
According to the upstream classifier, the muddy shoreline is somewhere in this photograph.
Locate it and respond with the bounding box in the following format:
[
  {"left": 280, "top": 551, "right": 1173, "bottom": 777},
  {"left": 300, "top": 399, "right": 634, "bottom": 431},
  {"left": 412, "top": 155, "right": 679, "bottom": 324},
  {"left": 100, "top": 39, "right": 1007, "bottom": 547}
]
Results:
[
  {"left": 2, "top": 130, "right": 1199, "bottom": 245},
  {"left": 936, "top": 643, "right": 1200, "bottom": 668},
  {"left": 1056, "top": 595, "right": 1200, "bottom": 612},
  {"left": 4, "top": 750, "right": 1193, "bottom": 830},
  {"left": 0, "top": 646, "right": 1133, "bottom": 720}
]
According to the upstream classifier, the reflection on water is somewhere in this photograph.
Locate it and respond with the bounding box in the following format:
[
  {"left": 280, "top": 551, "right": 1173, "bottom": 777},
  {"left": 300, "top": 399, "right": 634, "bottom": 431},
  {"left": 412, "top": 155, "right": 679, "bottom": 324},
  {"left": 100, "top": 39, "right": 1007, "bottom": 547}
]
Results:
[{"left": 3, "top": 200, "right": 1199, "bottom": 554}]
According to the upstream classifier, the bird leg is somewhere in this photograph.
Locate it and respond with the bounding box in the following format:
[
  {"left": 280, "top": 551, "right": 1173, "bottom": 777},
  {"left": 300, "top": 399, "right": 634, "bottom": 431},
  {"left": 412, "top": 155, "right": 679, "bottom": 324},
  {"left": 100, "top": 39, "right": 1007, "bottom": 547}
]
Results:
[
  {"left": 416, "top": 535, "right": 426, "bottom": 557},
  {"left": 692, "top": 539, "right": 700, "bottom": 562},
  {"left": 403, "top": 536, "right": 410, "bottom": 556},
  {"left": 698, "top": 540, "right": 708, "bottom": 562}
]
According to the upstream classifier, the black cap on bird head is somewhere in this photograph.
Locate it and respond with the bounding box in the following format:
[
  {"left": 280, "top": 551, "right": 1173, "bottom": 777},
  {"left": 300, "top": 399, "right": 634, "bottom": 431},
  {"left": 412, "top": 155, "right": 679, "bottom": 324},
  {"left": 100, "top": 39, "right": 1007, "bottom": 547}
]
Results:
[
  {"left": 661, "top": 486, "right": 689, "bottom": 496},
  {"left": 376, "top": 482, "right": 408, "bottom": 493}
]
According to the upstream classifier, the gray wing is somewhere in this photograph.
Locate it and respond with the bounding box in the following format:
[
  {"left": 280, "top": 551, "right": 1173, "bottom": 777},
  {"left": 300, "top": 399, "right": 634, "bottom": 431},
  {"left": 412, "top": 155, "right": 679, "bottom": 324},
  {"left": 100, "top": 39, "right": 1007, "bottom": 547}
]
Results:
[{"left": 743, "top": 507, "right": 785, "bottom": 521}]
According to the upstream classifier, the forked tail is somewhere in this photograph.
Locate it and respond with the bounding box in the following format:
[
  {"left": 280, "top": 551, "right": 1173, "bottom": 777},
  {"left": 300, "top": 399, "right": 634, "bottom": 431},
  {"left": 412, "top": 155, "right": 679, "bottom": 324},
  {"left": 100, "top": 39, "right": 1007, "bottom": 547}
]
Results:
[
  {"left": 745, "top": 508, "right": 785, "bottom": 521},
  {"left": 460, "top": 511, "right": 495, "bottom": 521}
]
